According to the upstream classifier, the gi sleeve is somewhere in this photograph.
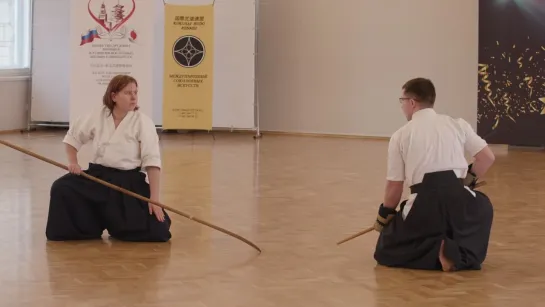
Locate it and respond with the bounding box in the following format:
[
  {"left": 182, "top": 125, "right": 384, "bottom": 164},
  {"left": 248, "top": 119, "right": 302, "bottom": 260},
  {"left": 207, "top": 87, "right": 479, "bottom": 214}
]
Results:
[
  {"left": 386, "top": 130, "right": 405, "bottom": 182},
  {"left": 138, "top": 115, "right": 162, "bottom": 169},
  {"left": 457, "top": 119, "right": 488, "bottom": 157},
  {"left": 62, "top": 113, "right": 95, "bottom": 151}
]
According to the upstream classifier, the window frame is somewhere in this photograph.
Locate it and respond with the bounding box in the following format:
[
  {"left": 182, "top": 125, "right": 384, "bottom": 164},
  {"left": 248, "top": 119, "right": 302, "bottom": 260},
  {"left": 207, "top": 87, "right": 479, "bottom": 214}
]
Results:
[{"left": 0, "top": 0, "right": 31, "bottom": 79}]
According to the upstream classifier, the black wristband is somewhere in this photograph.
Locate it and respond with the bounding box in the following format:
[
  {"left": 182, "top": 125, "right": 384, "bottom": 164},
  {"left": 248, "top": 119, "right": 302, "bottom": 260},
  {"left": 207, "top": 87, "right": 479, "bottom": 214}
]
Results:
[
  {"left": 377, "top": 203, "right": 396, "bottom": 218},
  {"left": 468, "top": 163, "right": 476, "bottom": 177}
]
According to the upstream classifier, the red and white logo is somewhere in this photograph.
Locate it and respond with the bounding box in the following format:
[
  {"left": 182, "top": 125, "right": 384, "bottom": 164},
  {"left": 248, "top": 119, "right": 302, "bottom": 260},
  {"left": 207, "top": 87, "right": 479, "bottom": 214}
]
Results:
[{"left": 80, "top": 0, "right": 138, "bottom": 45}]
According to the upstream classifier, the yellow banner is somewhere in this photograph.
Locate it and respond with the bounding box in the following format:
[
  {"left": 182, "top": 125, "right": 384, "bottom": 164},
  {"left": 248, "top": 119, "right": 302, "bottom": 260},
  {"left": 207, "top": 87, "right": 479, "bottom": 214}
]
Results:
[{"left": 163, "top": 4, "right": 214, "bottom": 130}]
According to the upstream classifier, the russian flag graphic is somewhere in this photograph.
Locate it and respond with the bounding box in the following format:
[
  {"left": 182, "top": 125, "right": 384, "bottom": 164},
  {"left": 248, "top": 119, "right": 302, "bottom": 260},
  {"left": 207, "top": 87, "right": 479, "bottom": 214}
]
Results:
[{"left": 80, "top": 29, "right": 100, "bottom": 46}]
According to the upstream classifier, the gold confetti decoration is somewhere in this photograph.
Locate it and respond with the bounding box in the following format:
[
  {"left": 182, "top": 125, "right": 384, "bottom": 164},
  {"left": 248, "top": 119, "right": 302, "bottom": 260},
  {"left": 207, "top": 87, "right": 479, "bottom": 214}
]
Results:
[
  {"left": 524, "top": 76, "right": 533, "bottom": 97},
  {"left": 478, "top": 64, "right": 495, "bottom": 107},
  {"left": 502, "top": 93, "right": 510, "bottom": 113},
  {"left": 508, "top": 115, "right": 516, "bottom": 122},
  {"left": 492, "top": 115, "right": 500, "bottom": 130},
  {"left": 478, "top": 38, "right": 545, "bottom": 129}
]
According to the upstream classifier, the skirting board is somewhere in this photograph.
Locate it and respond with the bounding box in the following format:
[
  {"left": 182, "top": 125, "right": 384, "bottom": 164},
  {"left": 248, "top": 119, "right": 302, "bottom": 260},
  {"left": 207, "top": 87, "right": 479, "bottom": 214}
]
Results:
[
  {"left": 0, "top": 127, "right": 522, "bottom": 151},
  {"left": 0, "top": 129, "right": 25, "bottom": 135},
  {"left": 16, "top": 126, "right": 390, "bottom": 140},
  {"left": 507, "top": 145, "right": 545, "bottom": 151},
  {"left": 259, "top": 130, "right": 391, "bottom": 141},
  {"left": 0, "top": 128, "right": 390, "bottom": 141}
]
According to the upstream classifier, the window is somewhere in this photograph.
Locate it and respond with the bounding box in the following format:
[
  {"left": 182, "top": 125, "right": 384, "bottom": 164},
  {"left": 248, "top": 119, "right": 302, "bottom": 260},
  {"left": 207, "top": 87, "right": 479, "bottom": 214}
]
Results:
[{"left": 0, "top": 0, "right": 30, "bottom": 74}]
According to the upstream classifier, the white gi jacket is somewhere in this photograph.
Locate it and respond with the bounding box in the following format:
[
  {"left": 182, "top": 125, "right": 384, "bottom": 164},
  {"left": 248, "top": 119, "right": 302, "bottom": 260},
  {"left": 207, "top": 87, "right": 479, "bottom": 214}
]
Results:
[
  {"left": 386, "top": 108, "right": 488, "bottom": 219},
  {"left": 63, "top": 107, "right": 162, "bottom": 171}
]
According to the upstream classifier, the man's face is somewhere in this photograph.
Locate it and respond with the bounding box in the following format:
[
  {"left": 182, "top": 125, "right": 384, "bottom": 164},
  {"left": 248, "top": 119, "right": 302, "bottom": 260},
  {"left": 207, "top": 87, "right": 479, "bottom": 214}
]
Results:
[{"left": 399, "top": 91, "right": 416, "bottom": 121}]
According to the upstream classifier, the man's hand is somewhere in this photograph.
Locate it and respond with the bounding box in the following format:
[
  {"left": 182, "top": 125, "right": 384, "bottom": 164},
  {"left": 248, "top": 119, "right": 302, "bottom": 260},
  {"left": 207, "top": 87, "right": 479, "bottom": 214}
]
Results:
[
  {"left": 463, "top": 163, "right": 478, "bottom": 189},
  {"left": 149, "top": 203, "right": 165, "bottom": 222},
  {"left": 374, "top": 203, "right": 396, "bottom": 232}
]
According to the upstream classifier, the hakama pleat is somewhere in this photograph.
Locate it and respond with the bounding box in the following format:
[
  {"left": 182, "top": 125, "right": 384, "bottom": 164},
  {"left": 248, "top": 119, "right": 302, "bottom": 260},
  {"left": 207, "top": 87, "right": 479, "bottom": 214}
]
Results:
[
  {"left": 374, "top": 170, "right": 493, "bottom": 271},
  {"left": 46, "top": 163, "right": 172, "bottom": 242}
]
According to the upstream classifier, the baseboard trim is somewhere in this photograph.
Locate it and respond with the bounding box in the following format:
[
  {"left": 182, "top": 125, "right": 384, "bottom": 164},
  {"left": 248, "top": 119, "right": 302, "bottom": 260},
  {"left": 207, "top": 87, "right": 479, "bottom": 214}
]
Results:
[
  {"left": 6, "top": 127, "right": 517, "bottom": 147},
  {"left": 260, "top": 130, "right": 391, "bottom": 140},
  {"left": 508, "top": 145, "right": 545, "bottom": 151},
  {"left": 0, "top": 129, "right": 23, "bottom": 135}
]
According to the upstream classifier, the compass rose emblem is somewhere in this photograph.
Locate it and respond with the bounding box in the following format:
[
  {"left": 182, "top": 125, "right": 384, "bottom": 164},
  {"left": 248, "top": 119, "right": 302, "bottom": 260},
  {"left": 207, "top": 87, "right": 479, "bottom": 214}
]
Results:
[{"left": 172, "top": 35, "right": 206, "bottom": 68}]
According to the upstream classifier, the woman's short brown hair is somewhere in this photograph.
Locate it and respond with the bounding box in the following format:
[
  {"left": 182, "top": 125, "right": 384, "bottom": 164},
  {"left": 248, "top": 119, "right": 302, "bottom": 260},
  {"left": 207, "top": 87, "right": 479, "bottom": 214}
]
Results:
[{"left": 103, "top": 74, "right": 139, "bottom": 113}]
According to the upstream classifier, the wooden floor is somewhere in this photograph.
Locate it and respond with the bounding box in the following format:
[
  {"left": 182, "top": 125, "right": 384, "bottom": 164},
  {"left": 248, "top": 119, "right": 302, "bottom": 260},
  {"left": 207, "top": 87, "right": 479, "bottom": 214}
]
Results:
[{"left": 0, "top": 130, "right": 544, "bottom": 306}]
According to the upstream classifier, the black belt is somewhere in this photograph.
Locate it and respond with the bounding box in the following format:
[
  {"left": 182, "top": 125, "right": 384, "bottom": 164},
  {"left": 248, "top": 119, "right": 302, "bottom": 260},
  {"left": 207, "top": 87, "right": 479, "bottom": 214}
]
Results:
[{"left": 88, "top": 163, "right": 142, "bottom": 173}]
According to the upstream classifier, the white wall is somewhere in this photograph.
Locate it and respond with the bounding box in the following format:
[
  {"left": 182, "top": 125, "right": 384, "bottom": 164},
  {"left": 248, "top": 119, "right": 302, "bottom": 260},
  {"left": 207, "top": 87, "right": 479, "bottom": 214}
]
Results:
[
  {"left": 0, "top": 78, "right": 28, "bottom": 131},
  {"left": 7, "top": 0, "right": 478, "bottom": 136},
  {"left": 257, "top": 0, "right": 479, "bottom": 137}
]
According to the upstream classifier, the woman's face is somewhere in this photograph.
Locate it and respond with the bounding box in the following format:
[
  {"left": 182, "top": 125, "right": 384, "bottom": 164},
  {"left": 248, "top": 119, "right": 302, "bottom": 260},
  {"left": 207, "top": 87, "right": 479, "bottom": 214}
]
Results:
[{"left": 111, "top": 82, "right": 138, "bottom": 113}]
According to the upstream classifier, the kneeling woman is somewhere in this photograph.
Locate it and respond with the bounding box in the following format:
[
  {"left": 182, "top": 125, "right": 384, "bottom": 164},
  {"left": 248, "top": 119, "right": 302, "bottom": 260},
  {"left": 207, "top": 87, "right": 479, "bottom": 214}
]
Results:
[{"left": 46, "top": 75, "right": 171, "bottom": 242}]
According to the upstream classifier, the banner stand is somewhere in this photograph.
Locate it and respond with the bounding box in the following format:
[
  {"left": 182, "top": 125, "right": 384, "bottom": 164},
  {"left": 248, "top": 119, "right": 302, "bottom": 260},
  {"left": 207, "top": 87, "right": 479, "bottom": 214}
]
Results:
[
  {"left": 24, "top": 0, "right": 37, "bottom": 133},
  {"left": 253, "top": 0, "right": 261, "bottom": 139},
  {"left": 162, "top": 3, "right": 215, "bottom": 131},
  {"left": 26, "top": 0, "right": 262, "bottom": 140}
]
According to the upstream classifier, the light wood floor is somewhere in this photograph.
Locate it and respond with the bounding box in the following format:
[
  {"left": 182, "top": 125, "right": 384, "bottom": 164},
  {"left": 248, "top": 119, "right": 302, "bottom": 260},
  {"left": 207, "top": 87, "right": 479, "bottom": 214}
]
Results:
[{"left": 0, "top": 130, "right": 543, "bottom": 306}]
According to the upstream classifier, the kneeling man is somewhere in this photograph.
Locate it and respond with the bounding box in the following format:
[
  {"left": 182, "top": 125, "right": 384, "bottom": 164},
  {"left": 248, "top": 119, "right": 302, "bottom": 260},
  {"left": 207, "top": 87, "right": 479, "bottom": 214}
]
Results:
[{"left": 373, "top": 78, "right": 495, "bottom": 272}]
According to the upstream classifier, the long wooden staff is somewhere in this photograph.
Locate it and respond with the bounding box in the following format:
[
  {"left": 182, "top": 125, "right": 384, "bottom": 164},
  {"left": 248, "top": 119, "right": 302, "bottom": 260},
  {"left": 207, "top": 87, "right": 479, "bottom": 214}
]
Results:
[
  {"left": 337, "top": 226, "right": 374, "bottom": 245},
  {"left": 0, "top": 139, "right": 261, "bottom": 253},
  {"left": 336, "top": 181, "right": 487, "bottom": 246}
]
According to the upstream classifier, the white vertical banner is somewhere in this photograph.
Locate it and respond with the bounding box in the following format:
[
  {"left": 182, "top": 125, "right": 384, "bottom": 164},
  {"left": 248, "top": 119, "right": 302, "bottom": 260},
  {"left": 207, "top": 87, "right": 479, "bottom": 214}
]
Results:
[{"left": 69, "top": 0, "right": 156, "bottom": 122}]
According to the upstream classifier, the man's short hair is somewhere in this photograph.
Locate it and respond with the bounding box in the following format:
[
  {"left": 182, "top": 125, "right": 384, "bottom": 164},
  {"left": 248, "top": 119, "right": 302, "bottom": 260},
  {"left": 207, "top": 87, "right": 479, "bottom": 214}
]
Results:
[{"left": 402, "top": 78, "right": 436, "bottom": 106}]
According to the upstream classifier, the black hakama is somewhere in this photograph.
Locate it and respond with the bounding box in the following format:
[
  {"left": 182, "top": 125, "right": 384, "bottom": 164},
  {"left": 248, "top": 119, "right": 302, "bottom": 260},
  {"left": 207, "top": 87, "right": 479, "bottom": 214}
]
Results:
[
  {"left": 45, "top": 163, "right": 172, "bottom": 242},
  {"left": 374, "top": 170, "right": 493, "bottom": 271}
]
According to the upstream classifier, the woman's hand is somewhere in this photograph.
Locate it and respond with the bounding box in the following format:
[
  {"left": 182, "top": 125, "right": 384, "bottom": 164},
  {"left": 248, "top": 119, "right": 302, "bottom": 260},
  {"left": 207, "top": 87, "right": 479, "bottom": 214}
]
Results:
[
  {"left": 67, "top": 163, "right": 82, "bottom": 175},
  {"left": 149, "top": 203, "right": 165, "bottom": 222},
  {"left": 145, "top": 166, "right": 164, "bottom": 222},
  {"left": 65, "top": 144, "right": 81, "bottom": 175}
]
